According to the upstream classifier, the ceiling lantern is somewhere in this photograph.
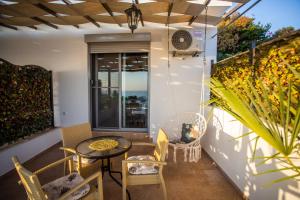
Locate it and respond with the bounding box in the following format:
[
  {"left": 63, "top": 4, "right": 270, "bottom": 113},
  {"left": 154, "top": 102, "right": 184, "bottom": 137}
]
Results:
[{"left": 124, "top": 1, "right": 142, "bottom": 34}]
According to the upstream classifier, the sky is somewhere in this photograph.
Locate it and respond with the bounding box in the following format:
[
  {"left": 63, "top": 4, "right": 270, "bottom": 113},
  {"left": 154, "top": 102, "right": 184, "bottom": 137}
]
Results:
[{"left": 238, "top": 0, "right": 300, "bottom": 33}]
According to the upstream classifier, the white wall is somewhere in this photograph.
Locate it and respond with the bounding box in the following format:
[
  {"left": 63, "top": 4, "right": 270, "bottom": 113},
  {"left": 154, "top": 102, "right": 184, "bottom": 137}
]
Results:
[
  {"left": 0, "top": 33, "right": 89, "bottom": 127},
  {"left": 202, "top": 108, "right": 300, "bottom": 200},
  {"left": 0, "top": 128, "right": 61, "bottom": 176},
  {"left": 0, "top": 24, "right": 216, "bottom": 135},
  {"left": 149, "top": 27, "right": 216, "bottom": 138},
  {"left": 0, "top": 24, "right": 215, "bottom": 175}
]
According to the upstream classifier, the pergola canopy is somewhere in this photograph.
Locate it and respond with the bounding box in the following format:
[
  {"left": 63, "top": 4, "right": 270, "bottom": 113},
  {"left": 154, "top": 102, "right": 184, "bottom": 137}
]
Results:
[{"left": 0, "top": 0, "right": 249, "bottom": 30}]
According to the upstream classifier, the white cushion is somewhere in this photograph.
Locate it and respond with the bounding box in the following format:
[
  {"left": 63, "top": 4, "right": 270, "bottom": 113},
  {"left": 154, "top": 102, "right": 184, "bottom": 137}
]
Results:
[
  {"left": 72, "top": 155, "right": 96, "bottom": 164},
  {"left": 127, "top": 155, "right": 159, "bottom": 175},
  {"left": 42, "top": 172, "right": 90, "bottom": 200}
]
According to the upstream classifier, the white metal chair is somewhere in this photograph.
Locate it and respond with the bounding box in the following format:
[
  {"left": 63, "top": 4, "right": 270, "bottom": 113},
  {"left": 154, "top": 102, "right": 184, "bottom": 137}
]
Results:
[{"left": 164, "top": 112, "right": 207, "bottom": 163}]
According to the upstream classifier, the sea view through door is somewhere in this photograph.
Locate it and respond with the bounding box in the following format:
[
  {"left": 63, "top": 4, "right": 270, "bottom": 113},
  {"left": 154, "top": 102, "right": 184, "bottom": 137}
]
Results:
[{"left": 91, "top": 52, "right": 149, "bottom": 131}]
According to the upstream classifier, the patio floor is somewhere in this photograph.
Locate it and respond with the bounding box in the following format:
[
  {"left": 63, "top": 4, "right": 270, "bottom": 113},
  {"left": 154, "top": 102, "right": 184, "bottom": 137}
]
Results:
[{"left": 0, "top": 132, "right": 243, "bottom": 200}]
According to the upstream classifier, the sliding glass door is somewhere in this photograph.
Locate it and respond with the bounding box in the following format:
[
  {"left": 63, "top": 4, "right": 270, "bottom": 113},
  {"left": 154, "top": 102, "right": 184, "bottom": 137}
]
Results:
[
  {"left": 91, "top": 52, "right": 148, "bottom": 131},
  {"left": 121, "top": 53, "right": 148, "bottom": 129}
]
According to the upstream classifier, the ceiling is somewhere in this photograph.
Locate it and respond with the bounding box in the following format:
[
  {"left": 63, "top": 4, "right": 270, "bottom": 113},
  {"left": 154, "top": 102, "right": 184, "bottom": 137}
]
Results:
[{"left": 0, "top": 0, "right": 250, "bottom": 31}]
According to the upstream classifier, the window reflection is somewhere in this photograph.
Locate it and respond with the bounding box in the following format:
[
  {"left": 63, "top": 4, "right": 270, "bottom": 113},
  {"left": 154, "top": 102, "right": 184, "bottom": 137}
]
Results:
[{"left": 122, "top": 53, "right": 148, "bottom": 128}]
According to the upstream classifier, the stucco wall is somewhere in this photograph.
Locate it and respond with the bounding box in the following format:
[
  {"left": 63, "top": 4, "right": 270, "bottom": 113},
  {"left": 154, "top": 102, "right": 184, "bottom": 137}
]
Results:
[
  {"left": 202, "top": 108, "right": 300, "bottom": 200},
  {"left": 0, "top": 25, "right": 215, "bottom": 174},
  {"left": 0, "top": 25, "right": 216, "bottom": 135}
]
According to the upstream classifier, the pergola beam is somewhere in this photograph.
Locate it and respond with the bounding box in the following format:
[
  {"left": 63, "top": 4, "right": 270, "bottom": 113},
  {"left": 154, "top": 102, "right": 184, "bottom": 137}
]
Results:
[
  {"left": 188, "top": 0, "right": 211, "bottom": 25},
  {"left": 100, "top": 1, "right": 122, "bottom": 27},
  {"left": 27, "top": 25, "right": 37, "bottom": 30},
  {"left": 62, "top": 0, "right": 100, "bottom": 28},
  {"left": 211, "top": 0, "right": 262, "bottom": 38},
  {"left": 84, "top": 15, "right": 100, "bottom": 28},
  {"left": 135, "top": 0, "right": 144, "bottom": 26},
  {"left": 33, "top": 2, "right": 79, "bottom": 29},
  {"left": 0, "top": 14, "right": 37, "bottom": 30},
  {"left": 0, "top": 1, "right": 58, "bottom": 29},
  {"left": 36, "top": 3, "right": 58, "bottom": 17},
  {"left": 165, "top": 0, "right": 174, "bottom": 26},
  {"left": 0, "top": 22, "right": 18, "bottom": 30},
  {"left": 223, "top": 3, "right": 245, "bottom": 20},
  {"left": 31, "top": 16, "right": 58, "bottom": 29}
]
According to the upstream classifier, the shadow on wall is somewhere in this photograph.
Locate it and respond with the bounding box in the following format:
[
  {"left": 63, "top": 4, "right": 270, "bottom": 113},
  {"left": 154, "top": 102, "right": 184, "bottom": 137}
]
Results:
[{"left": 203, "top": 108, "right": 300, "bottom": 200}]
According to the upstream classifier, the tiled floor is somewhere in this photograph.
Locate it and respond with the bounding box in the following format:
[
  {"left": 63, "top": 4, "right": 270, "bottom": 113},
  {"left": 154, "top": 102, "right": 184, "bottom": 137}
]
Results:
[{"left": 0, "top": 132, "right": 243, "bottom": 200}]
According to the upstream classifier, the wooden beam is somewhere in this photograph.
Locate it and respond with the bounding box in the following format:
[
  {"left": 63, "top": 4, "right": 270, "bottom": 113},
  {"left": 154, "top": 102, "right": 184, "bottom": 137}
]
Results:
[
  {"left": 27, "top": 25, "right": 37, "bottom": 30},
  {"left": 100, "top": 1, "right": 122, "bottom": 27},
  {"left": 84, "top": 15, "right": 100, "bottom": 28},
  {"left": 62, "top": 0, "right": 100, "bottom": 28},
  {"left": 35, "top": 3, "right": 58, "bottom": 17},
  {"left": 211, "top": 0, "right": 262, "bottom": 38},
  {"left": 135, "top": 0, "right": 144, "bottom": 26},
  {"left": 166, "top": 0, "right": 174, "bottom": 26},
  {"left": 0, "top": 1, "right": 58, "bottom": 29},
  {"left": 0, "top": 22, "right": 18, "bottom": 30},
  {"left": 188, "top": 16, "right": 197, "bottom": 25},
  {"left": 0, "top": 14, "right": 37, "bottom": 30},
  {"left": 33, "top": 2, "right": 79, "bottom": 28},
  {"left": 31, "top": 17, "right": 58, "bottom": 29},
  {"left": 223, "top": 3, "right": 245, "bottom": 20},
  {"left": 188, "top": 0, "right": 211, "bottom": 25}
]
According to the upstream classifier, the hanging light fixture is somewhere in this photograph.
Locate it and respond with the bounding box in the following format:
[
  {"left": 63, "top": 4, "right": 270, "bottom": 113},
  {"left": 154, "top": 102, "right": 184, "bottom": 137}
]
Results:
[{"left": 124, "top": 1, "right": 142, "bottom": 34}]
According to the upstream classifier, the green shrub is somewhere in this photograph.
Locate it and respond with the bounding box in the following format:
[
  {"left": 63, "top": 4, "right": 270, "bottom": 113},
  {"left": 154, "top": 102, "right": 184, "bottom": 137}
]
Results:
[
  {"left": 212, "top": 31, "right": 300, "bottom": 124},
  {"left": 0, "top": 59, "right": 53, "bottom": 147}
]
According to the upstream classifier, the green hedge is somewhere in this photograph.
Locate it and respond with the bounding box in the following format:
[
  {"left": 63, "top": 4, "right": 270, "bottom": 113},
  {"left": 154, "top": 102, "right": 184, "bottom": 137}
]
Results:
[
  {"left": 0, "top": 59, "right": 53, "bottom": 147},
  {"left": 212, "top": 31, "right": 300, "bottom": 123}
]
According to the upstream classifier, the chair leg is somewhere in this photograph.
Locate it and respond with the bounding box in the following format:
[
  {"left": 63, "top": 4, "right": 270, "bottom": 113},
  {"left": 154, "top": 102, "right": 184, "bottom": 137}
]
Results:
[
  {"left": 122, "top": 184, "right": 127, "bottom": 200},
  {"left": 160, "top": 174, "right": 167, "bottom": 200},
  {"left": 63, "top": 160, "right": 67, "bottom": 175},
  {"left": 166, "top": 148, "right": 169, "bottom": 159},
  {"left": 199, "top": 145, "right": 202, "bottom": 159},
  {"left": 97, "top": 176, "right": 104, "bottom": 200},
  {"left": 173, "top": 147, "right": 177, "bottom": 163},
  {"left": 122, "top": 162, "right": 127, "bottom": 200},
  {"left": 184, "top": 149, "right": 187, "bottom": 162}
]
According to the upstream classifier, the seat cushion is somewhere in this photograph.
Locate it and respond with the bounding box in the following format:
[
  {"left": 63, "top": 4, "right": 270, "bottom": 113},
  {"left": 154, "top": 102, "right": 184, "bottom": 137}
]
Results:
[
  {"left": 42, "top": 172, "right": 90, "bottom": 200},
  {"left": 73, "top": 155, "right": 96, "bottom": 164},
  {"left": 127, "top": 155, "right": 159, "bottom": 175}
]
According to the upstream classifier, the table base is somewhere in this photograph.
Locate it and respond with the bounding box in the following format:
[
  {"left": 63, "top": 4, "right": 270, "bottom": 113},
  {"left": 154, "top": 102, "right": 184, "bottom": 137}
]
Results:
[{"left": 100, "top": 158, "right": 131, "bottom": 200}]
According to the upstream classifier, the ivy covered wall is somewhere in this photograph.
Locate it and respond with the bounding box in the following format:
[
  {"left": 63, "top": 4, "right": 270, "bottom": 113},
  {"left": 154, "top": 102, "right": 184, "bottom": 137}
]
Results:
[
  {"left": 212, "top": 31, "right": 300, "bottom": 123},
  {"left": 0, "top": 59, "right": 54, "bottom": 147}
]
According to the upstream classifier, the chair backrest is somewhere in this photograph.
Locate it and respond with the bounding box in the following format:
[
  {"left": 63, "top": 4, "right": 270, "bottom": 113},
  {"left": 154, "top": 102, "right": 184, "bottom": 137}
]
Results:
[
  {"left": 61, "top": 122, "right": 92, "bottom": 156},
  {"left": 154, "top": 129, "right": 169, "bottom": 162},
  {"left": 12, "top": 156, "right": 47, "bottom": 200},
  {"left": 193, "top": 114, "right": 207, "bottom": 138}
]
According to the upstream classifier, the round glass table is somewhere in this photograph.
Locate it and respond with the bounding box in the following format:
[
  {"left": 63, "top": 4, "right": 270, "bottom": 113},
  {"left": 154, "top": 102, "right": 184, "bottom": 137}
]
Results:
[{"left": 76, "top": 135, "right": 132, "bottom": 199}]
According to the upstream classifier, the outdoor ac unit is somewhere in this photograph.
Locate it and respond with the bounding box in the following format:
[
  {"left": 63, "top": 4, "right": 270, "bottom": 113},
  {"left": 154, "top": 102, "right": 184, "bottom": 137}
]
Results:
[{"left": 169, "top": 29, "right": 203, "bottom": 57}]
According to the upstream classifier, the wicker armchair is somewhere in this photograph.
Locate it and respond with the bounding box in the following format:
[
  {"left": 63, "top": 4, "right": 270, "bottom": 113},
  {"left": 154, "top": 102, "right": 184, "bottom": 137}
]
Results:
[
  {"left": 60, "top": 123, "right": 101, "bottom": 178},
  {"left": 122, "top": 128, "right": 169, "bottom": 200},
  {"left": 12, "top": 155, "right": 103, "bottom": 200}
]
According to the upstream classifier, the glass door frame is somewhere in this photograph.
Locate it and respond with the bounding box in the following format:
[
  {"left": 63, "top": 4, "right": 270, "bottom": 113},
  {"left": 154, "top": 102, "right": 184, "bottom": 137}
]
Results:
[{"left": 89, "top": 52, "right": 150, "bottom": 132}]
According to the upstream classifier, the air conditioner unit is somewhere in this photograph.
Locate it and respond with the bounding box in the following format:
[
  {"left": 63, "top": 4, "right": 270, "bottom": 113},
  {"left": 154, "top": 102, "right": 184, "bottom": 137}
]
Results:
[{"left": 169, "top": 29, "right": 203, "bottom": 57}]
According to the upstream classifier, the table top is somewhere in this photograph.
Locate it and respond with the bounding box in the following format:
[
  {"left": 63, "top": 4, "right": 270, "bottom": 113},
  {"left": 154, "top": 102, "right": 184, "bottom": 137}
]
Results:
[{"left": 75, "top": 135, "right": 132, "bottom": 159}]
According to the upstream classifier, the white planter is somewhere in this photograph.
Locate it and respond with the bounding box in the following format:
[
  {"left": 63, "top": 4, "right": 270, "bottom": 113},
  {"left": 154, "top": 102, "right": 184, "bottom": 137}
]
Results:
[{"left": 0, "top": 128, "right": 61, "bottom": 176}]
